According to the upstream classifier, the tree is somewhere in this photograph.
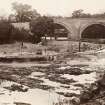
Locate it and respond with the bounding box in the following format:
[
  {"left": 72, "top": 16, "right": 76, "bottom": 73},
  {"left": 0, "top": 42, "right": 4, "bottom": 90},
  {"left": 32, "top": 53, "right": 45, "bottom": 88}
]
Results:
[
  {"left": 12, "top": 28, "right": 32, "bottom": 42},
  {"left": 30, "top": 16, "right": 54, "bottom": 43},
  {"left": 8, "top": 14, "right": 16, "bottom": 22},
  {"left": 0, "top": 20, "right": 13, "bottom": 44},
  {"left": 72, "top": 9, "right": 92, "bottom": 18},
  {"left": 72, "top": 9, "right": 84, "bottom": 18},
  {"left": 12, "top": 2, "right": 40, "bottom": 22}
]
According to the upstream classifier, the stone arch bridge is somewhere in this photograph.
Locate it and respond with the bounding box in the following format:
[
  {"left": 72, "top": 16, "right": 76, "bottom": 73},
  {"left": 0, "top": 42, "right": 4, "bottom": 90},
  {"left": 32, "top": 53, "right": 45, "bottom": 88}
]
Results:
[
  {"left": 12, "top": 18, "right": 105, "bottom": 40},
  {"left": 54, "top": 18, "right": 105, "bottom": 40}
]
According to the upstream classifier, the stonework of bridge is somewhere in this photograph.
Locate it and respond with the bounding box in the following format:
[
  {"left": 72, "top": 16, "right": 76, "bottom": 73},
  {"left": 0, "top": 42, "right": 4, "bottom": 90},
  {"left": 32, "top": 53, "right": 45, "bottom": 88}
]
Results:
[{"left": 54, "top": 18, "right": 105, "bottom": 40}]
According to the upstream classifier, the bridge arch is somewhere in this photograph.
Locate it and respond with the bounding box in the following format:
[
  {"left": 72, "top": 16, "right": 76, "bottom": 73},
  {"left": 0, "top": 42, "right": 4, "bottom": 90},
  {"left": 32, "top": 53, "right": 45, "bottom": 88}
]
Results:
[
  {"left": 80, "top": 22, "right": 105, "bottom": 39},
  {"left": 53, "top": 23, "right": 69, "bottom": 38},
  {"left": 54, "top": 21, "right": 73, "bottom": 39}
]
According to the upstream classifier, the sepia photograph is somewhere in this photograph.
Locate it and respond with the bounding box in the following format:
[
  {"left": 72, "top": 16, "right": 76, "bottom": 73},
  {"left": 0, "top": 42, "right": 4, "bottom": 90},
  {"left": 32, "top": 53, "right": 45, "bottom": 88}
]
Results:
[{"left": 0, "top": 0, "right": 105, "bottom": 105}]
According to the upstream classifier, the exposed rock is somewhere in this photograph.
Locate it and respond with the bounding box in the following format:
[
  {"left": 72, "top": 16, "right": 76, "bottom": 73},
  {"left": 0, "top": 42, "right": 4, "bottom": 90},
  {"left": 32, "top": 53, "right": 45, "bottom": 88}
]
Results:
[
  {"left": 4, "top": 84, "right": 28, "bottom": 92},
  {"left": 47, "top": 74, "right": 76, "bottom": 84},
  {"left": 57, "top": 92, "right": 79, "bottom": 97},
  {"left": 80, "top": 82, "right": 99, "bottom": 103},
  {"left": 80, "top": 89, "right": 94, "bottom": 103},
  {"left": 97, "top": 73, "right": 105, "bottom": 88},
  {"left": 71, "top": 96, "right": 80, "bottom": 105},
  {"left": 14, "top": 102, "right": 31, "bottom": 105},
  {"left": 56, "top": 67, "right": 92, "bottom": 75}
]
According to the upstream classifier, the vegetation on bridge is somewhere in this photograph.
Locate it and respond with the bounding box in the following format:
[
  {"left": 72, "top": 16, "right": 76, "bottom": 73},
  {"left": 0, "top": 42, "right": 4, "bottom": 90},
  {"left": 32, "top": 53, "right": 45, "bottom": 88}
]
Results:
[{"left": 72, "top": 9, "right": 105, "bottom": 18}]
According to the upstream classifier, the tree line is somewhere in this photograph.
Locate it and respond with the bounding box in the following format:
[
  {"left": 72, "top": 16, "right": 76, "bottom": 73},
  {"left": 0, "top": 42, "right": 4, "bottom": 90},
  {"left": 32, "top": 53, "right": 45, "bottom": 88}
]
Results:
[
  {"left": 0, "top": 16, "right": 55, "bottom": 44},
  {"left": 0, "top": 2, "right": 56, "bottom": 44},
  {"left": 71, "top": 9, "right": 105, "bottom": 18}
]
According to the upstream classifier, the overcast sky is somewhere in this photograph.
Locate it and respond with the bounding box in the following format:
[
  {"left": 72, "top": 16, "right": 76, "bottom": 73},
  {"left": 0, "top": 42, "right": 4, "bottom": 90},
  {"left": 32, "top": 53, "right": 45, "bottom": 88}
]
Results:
[{"left": 0, "top": 0, "right": 105, "bottom": 17}]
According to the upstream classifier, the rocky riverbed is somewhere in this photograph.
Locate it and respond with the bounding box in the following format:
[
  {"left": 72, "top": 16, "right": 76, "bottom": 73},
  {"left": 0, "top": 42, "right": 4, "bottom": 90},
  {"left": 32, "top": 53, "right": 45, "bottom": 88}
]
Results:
[{"left": 0, "top": 47, "right": 105, "bottom": 105}]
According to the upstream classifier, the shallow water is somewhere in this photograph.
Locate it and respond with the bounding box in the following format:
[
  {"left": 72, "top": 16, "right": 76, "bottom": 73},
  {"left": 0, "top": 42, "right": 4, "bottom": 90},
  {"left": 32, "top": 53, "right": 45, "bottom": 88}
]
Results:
[{"left": 0, "top": 81, "right": 60, "bottom": 105}]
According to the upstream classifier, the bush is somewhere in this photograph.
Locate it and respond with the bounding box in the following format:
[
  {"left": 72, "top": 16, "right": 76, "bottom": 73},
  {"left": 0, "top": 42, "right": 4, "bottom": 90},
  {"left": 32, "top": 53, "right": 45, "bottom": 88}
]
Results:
[
  {"left": 30, "top": 16, "right": 54, "bottom": 44},
  {"left": 0, "top": 20, "right": 13, "bottom": 44},
  {"left": 12, "top": 28, "right": 32, "bottom": 42}
]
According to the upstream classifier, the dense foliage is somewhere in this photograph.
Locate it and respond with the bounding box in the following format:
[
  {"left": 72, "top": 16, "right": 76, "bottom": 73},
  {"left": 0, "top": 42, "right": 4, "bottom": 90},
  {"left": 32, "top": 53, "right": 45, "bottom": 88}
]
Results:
[
  {"left": 12, "top": 28, "right": 32, "bottom": 42},
  {"left": 0, "top": 20, "right": 13, "bottom": 44},
  {"left": 30, "top": 16, "right": 54, "bottom": 43},
  {"left": 0, "top": 19, "right": 32, "bottom": 43}
]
